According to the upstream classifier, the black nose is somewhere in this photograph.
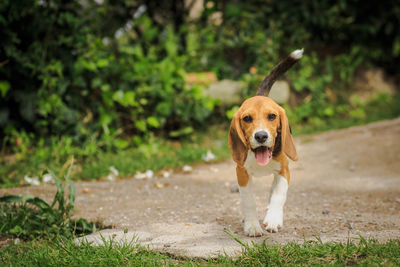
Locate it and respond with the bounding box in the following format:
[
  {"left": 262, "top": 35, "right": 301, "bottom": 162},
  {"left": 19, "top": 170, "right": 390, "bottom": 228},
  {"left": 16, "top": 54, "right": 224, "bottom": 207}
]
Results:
[{"left": 255, "top": 131, "right": 268, "bottom": 143}]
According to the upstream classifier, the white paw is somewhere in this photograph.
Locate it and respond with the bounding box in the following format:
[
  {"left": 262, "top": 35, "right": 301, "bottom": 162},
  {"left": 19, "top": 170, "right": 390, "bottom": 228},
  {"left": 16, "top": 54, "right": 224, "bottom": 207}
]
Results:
[
  {"left": 243, "top": 219, "right": 263, "bottom": 237},
  {"left": 263, "top": 209, "right": 283, "bottom": 233}
]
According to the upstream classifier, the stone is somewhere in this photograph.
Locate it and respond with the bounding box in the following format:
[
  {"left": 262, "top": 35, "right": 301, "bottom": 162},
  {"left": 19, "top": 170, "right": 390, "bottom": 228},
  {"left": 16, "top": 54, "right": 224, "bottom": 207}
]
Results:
[
  {"left": 205, "top": 80, "right": 243, "bottom": 106},
  {"left": 352, "top": 68, "right": 396, "bottom": 103},
  {"left": 185, "top": 72, "right": 217, "bottom": 85},
  {"left": 346, "top": 222, "right": 354, "bottom": 230},
  {"left": 269, "top": 80, "right": 291, "bottom": 104},
  {"left": 229, "top": 183, "right": 239, "bottom": 193},
  {"left": 75, "top": 223, "right": 257, "bottom": 258}
]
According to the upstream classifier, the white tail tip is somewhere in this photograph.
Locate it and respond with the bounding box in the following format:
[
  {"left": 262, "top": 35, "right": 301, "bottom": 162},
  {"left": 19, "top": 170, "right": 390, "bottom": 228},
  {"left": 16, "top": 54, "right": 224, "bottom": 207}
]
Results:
[{"left": 290, "top": 48, "right": 304, "bottom": 60}]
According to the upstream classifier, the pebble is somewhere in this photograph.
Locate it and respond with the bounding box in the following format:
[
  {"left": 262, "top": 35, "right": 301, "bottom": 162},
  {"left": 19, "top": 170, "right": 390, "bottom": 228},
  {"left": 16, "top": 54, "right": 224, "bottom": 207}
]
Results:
[
  {"left": 322, "top": 209, "right": 330, "bottom": 215},
  {"left": 346, "top": 221, "right": 354, "bottom": 229},
  {"left": 230, "top": 183, "right": 239, "bottom": 193},
  {"left": 210, "top": 167, "right": 219, "bottom": 173},
  {"left": 349, "top": 163, "right": 356, "bottom": 172},
  {"left": 164, "top": 243, "right": 171, "bottom": 248}
]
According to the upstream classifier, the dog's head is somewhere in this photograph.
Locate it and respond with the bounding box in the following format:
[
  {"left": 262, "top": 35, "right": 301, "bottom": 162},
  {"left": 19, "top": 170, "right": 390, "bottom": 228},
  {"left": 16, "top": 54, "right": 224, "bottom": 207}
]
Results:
[{"left": 228, "top": 96, "right": 298, "bottom": 166}]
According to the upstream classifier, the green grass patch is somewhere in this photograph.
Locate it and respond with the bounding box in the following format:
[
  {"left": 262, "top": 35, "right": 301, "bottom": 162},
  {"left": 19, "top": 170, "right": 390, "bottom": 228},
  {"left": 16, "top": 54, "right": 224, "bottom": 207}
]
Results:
[
  {"left": 0, "top": 127, "right": 231, "bottom": 188},
  {"left": 0, "top": 165, "right": 97, "bottom": 240},
  {"left": 1, "top": 237, "right": 399, "bottom": 266}
]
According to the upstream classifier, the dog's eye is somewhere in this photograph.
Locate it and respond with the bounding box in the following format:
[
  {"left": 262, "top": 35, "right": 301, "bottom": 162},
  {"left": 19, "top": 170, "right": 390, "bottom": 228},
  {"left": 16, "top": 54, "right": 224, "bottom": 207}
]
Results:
[
  {"left": 243, "top": 115, "right": 253, "bottom": 123},
  {"left": 268, "top": 114, "right": 276, "bottom": 121}
]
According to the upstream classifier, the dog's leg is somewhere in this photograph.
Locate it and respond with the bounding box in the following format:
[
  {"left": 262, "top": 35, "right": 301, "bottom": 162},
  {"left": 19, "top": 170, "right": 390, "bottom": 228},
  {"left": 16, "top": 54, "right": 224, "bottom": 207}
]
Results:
[
  {"left": 263, "top": 174, "right": 288, "bottom": 233},
  {"left": 238, "top": 175, "right": 263, "bottom": 237}
]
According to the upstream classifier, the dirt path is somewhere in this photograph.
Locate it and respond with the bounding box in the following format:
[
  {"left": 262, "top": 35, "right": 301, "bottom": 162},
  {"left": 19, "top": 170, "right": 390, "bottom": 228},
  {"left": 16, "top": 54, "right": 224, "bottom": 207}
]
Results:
[{"left": 2, "top": 118, "right": 400, "bottom": 257}]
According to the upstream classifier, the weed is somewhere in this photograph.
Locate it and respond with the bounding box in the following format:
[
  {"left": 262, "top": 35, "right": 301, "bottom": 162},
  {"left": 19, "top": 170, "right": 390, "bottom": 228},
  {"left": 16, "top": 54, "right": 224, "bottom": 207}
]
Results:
[{"left": 0, "top": 159, "right": 96, "bottom": 240}]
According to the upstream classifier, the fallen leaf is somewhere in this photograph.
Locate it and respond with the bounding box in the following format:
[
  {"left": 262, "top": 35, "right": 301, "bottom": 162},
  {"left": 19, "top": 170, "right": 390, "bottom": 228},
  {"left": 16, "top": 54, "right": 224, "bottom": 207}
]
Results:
[
  {"left": 182, "top": 165, "right": 193, "bottom": 173},
  {"left": 24, "top": 176, "right": 40, "bottom": 186},
  {"left": 154, "top": 182, "right": 170, "bottom": 189},
  {"left": 82, "top": 188, "right": 91, "bottom": 194}
]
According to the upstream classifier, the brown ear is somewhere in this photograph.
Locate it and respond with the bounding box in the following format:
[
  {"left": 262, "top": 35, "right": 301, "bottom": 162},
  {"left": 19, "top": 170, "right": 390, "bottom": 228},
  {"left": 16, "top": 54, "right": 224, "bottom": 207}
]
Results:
[
  {"left": 278, "top": 107, "right": 298, "bottom": 161},
  {"left": 228, "top": 112, "right": 249, "bottom": 165}
]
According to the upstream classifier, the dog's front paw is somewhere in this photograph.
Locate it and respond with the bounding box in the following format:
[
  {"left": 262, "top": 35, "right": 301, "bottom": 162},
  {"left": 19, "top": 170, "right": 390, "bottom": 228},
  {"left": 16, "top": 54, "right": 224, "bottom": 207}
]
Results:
[
  {"left": 244, "top": 219, "right": 263, "bottom": 237},
  {"left": 263, "top": 209, "right": 283, "bottom": 233}
]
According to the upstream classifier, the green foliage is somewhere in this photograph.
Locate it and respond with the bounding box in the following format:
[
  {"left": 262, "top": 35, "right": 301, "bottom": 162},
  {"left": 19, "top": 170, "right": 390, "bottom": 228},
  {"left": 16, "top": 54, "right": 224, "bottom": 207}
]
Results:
[
  {"left": 2, "top": 0, "right": 398, "bottom": 144},
  {"left": 1, "top": 0, "right": 400, "bottom": 187},
  {"left": 289, "top": 94, "right": 400, "bottom": 135},
  {"left": 189, "top": 1, "right": 400, "bottom": 134},
  {"left": 0, "top": 2, "right": 216, "bottom": 149},
  {"left": 0, "top": 161, "right": 96, "bottom": 239},
  {"left": 190, "top": 0, "right": 400, "bottom": 78},
  {"left": 0, "top": 0, "right": 90, "bottom": 134}
]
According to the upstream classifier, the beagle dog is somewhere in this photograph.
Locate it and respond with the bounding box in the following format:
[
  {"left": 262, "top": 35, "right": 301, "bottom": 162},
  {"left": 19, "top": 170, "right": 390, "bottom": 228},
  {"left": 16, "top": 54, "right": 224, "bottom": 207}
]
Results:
[{"left": 228, "top": 49, "right": 303, "bottom": 236}]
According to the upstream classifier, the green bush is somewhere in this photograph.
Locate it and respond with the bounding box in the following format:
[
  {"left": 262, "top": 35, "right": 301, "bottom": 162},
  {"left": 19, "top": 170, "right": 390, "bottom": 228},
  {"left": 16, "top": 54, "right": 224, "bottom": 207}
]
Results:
[
  {"left": 1, "top": 0, "right": 399, "bottom": 153},
  {"left": 0, "top": 2, "right": 216, "bottom": 150}
]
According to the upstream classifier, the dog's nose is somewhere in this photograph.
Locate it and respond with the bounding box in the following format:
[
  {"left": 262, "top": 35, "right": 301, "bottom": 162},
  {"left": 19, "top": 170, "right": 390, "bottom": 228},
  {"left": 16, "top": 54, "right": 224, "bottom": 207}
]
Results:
[{"left": 255, "top": 131, "right": 268, "bottom": 143}]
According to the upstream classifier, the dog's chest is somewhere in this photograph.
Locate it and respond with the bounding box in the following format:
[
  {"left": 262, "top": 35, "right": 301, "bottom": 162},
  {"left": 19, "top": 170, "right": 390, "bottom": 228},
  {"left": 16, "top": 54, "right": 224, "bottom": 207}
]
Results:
[{"left": 244, "top": 151, "right": 280, "bottom": 177}]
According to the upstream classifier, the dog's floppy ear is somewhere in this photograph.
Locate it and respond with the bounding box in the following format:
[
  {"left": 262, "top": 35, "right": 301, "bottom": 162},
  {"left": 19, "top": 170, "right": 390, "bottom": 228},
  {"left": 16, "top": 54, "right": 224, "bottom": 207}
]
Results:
[
  {"left": 278, "top": 107, "right": 298, "bottom": 161},
  {"left": 228, "top": 112, "right": 249, "bottom": 165}
]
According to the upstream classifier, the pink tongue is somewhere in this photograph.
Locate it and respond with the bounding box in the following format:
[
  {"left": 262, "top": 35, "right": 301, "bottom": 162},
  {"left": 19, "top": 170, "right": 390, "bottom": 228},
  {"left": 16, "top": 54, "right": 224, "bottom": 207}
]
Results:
[{"left": 255, "top": 149, "right": 271, "bottom": 166}]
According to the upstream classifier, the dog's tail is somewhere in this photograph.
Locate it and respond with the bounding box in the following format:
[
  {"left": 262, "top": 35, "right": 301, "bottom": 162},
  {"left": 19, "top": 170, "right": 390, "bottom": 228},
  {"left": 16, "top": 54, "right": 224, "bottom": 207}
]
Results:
[{"left": 256, "top": 49, "right": 304, "bottom": 97}]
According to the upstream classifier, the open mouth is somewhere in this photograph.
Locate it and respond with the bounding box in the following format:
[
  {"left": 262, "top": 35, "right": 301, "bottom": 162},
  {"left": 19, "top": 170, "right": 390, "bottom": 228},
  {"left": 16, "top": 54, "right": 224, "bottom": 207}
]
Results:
[{"left": 251, "top": 146, "right": 272, "bottom": 166}]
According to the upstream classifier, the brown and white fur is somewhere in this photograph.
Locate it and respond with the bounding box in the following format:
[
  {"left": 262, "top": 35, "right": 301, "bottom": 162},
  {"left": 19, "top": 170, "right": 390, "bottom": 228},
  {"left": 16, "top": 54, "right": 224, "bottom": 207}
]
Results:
[{"left": 228, "top": 49, "right": 303, "bottom": 236}]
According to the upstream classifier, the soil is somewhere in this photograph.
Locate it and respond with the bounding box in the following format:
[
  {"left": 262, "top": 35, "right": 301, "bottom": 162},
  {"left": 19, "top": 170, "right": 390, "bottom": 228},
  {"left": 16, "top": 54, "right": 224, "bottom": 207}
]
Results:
[{"left": 1, "top": 118, "right": 400, "bottom": 258}]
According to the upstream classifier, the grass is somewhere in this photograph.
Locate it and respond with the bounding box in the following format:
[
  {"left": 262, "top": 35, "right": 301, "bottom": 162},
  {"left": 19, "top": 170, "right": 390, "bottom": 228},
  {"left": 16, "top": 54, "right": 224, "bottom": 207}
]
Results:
[
  {"left": 0, "top": 236, "right": 399, "bottom": 266},
  {"left": 0, "top": 127, "right": 231, "bottom": 188},
  {"left": 0, "top": 163, "right": 97, "bottom": 240}
]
